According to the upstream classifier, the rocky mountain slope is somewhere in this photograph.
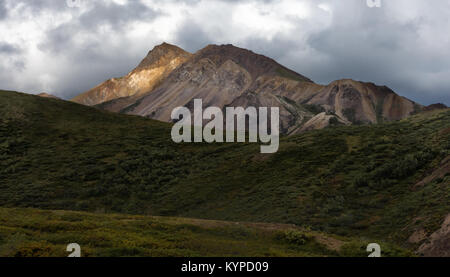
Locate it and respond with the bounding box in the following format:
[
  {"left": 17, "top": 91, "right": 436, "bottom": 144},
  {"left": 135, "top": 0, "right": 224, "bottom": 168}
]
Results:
[
  {"left": 72, "top": 43, "right": 192, "bottom": 106},
  {"left": 75, "top": 43, "right": 422, "bottom": 134},
  {"left": 424, "top": 103, "right": 448, "bottom": 111},
  {"left": 417, "top": 213, "right": 450, "bottom": 257}
]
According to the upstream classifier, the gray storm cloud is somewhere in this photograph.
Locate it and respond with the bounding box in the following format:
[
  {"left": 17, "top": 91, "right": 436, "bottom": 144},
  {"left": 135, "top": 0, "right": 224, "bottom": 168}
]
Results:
[
  {"left": 0, "top": 42, "right": 21, "bottom": 54},
  {"left": 0, "top": 0, "right": 448, "bottom": 105},
  {"left": 0, "top": 0, "right": 7, "bottom": 20}
]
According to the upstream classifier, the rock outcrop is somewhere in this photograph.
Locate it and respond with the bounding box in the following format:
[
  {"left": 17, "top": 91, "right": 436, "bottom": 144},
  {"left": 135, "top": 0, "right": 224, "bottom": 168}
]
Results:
[
  {"left": 418, "top": 214, "right": 450, "bottom": 257},
  {"left": 38, "top": 93, "right": 59, "bottom": 99}
]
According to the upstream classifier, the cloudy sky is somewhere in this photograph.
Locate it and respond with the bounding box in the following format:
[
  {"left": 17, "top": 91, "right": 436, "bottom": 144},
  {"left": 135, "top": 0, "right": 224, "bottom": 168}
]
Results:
[{"left": 0, "top": 0, "right": 449, "bottom": 105}]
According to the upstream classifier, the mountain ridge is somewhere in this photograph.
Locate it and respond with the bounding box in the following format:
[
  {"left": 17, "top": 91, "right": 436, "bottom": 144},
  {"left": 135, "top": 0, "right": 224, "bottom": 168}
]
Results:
[{"left": 73, "top": 43, "right": 422, "bottom": 133}]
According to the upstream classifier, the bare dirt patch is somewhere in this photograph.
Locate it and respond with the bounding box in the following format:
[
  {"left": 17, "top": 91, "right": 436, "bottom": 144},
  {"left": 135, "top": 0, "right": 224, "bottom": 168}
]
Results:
[
  {"left": 418, "top": 214, "right": 450, "bottom": 257},
  {"left": 415, "top": 155, "right": 450, "bottom": 187},
  {"left": 408, "top": 229, "right": 427, "bottom": 244}
]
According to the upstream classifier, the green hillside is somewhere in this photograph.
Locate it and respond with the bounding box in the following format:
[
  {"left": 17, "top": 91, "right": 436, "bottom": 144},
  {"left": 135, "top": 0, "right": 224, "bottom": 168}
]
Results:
[
  {"left": 0, "top": 90, "right": 449, "bottom": 254},
  {"left": 0, "top": 207, "right": 411, "bottom": 257}
]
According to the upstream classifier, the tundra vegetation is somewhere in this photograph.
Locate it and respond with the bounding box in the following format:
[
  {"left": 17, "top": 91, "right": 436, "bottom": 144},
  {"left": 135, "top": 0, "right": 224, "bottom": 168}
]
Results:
[{"left": 0, "top": 90, "right": 448, "bottom": 256}]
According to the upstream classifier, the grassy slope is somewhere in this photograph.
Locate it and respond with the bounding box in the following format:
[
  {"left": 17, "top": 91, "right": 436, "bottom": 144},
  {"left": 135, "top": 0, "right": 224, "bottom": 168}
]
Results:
[
  {"left": 0, "top": 207, "right": 410, "bottom": 257},
  {"left": 0, "top": 90, "right": 449, "bottom": 253}
]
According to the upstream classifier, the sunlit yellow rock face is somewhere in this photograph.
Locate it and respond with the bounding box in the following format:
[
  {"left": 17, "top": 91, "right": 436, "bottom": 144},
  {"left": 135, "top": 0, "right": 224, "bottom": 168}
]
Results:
[{"left": 71, "top": 43, "right": 192, "bottom": 106}]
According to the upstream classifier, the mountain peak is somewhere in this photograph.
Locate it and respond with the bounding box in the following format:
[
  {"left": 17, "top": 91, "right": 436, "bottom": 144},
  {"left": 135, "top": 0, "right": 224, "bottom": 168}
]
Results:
[
  {"left": 137, "top": 43, "right": 191, "bottom": 69},
  {"left": 194, "top": 43, "right": 312, "bottom": 82},
  {"left": 72, "top": 42, "right": 192, "bottom": 106},
  {"left": 197, "top": 43, "right": 256, "bottom": 57},
  {"left": 159, "top": 42, "right": 173, "bottom": 47},
  {"left": 424, "top": 103, "right": 448, "bottom": 111},
  {"left": 154, "top": 42, "right": 184, "bottom": 51},
  {"left": 201, "top": 43, "right": 243, "bottom": 50}
]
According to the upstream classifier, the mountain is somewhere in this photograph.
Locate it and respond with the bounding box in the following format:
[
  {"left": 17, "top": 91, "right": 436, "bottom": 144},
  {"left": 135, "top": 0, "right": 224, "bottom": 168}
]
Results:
[
  {"left": 1, "top": 90, "right": 449, "bottom": 256},
  {"left": 72, "top": 43, "right": 192, "bottom": 106},
  {"left": 424, "top": 103, "right": 448, "bottom": 111},
  {"left": 76, "top": 43, "right": 422, "bottom": 134}
]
